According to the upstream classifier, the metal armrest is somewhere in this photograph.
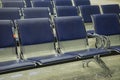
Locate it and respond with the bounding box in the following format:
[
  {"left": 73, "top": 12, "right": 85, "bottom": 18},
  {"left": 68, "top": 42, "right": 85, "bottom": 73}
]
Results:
[
  {"left": 101, "top": 35, "right": 111, "bottom": 49},
  {"left": 92, "top": 34, "right": 105, "bottom": 49}
]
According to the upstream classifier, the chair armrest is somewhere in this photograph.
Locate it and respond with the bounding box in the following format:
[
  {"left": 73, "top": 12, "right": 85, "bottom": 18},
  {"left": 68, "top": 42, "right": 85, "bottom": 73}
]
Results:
[
  {"left": 102, "top": 35, "right": 111, "bottom": 49},
  {"left": 92, "top": 34, "right": 105, "bottom": 49}
]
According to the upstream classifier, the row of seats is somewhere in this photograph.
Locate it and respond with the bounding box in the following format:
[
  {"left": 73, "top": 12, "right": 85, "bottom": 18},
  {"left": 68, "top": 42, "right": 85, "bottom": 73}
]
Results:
[
  {"left": 1, "top": 0, "right": 25, "bottom": 8},
  {"left": 0, "top": 4, "right": 120, "bottom": 35},
  {"left": 1, "top": 0, "right": 91, "bottom": 8},
  {"left": 0, "top": 7, "right": 51, "bottom": 20},
  {"left": 0, "top": 4, "right": 119, "bottom": 20},
  {"left": 0, "top": 4, "right": 119, "bottom": 21},
  {"left": 55, "top": 4, "right": 120, "bottom": 35},
  {"left": 55, "top": 4, "right": 120, "bottom": 19},
  {"left": 1, "top": 0, "right": 120, "bottom": 16},
  {"left": 0, "top": 4, "right": 119, "bottom": 35},
  {"left": 0, "top": 14, "right": 120, "bottom": 74}
]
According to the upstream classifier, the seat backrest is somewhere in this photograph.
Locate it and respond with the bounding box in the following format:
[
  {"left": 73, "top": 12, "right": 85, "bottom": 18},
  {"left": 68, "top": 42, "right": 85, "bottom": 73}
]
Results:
[
  {"left": 79, "top": 5, "right": 101, "bottom": 23},
  {"left": 73, "top": 0, "right": 90, "bottom": 6},
  {"left": 54, "top": 16, "right": 88, "bottom": 53},
  {"left": 32, "top": 0, "right": 53, "bottom": 14},
  {"left": 2, "top": 1, "right": 25, "bottom": 8},
  {"left": 92, "top": 14, "right": 120, "bottom": 46},
  {"left": 56, "top": 6, "right": 78, "bottom": 17},
  {"left": 24, "top": 0, "right": 31, "bottom": 7},
  {"left": 53, "top": 0, "right": 72, "bottom": 6},
  {"left": 0, "top": 20, "right": 17, "bottom": 62},
  {"left": 16, "top": 18, "right": 56, "bottom": 58},
  {"left": 23, "top": 7, "right": 50, "bottom": 19},
  {"left": 101, "top": 4, "right": 120, "bottom": 16},
  {"left": 0, "top": 8, "right": 21, "bottom": 20},
  {"left": 1, "top": 0, "right": 24, "bottom": 1}
]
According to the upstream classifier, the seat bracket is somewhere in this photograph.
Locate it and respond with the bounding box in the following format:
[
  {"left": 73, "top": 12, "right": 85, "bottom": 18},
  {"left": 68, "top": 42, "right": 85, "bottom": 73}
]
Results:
[{"left": 94, "top": 55, "right": 112, "bottom": 77}]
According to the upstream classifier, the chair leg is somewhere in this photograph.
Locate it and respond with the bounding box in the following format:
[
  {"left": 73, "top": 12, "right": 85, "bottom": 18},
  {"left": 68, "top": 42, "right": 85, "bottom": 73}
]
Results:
[
  {"left": 82, "top": 60, "right": 93, "bottom": 68},
  {"left": 94, "top": 55, "right": 112, "bottom": 77}
]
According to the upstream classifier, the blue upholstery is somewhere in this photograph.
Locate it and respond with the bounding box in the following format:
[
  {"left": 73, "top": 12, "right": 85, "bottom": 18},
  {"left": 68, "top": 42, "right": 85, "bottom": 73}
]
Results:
[
  {"left": 54, "top": 0, "right": 72, "bottom": 6},
  {"left": 92, "top": 14, "right": 120, "bottom": 52},
  {"left": 1, "top": 0, "right": 23, "bottom": 1},
  {"left": 92, "top": 14, "right": 120, "bottom": 35},
  {"left": 54, "top": 16, "right": 110, "bottom": 57},
  {"left": 0, "top": 20, "right": 36, "bottom": 74},
  {"left": 101, "top": 4, "right": 120, "bottom": 18},
  {"left": 25, "top": 0, "right": 31, "bottom": 7},
  {"left": 54, "top": 16, "right": 87, "bottom": 41},
  {"left": 0, "top": 8, "right": 20, "bottom": 20},
  {"left": 79, "top": 5, "right": 101, "bottom": 23},
  {"left": 1, "top": 0, "right": 23, "bottom": 2},
  {"left": 32, "top": 0, "right": 53, "bottom": 14},
  {"left": 0, "top": 60, "right": 35, "bottom": 74},
  {"left": 0, "top": 20, "right": 15, "bottom": 48},
  {"left": 23, "top": 7, "right": 50, "bottom": 18},
  {"left": 111, "top": 46, "right": 120, "bottom": 51},
  {"left": 17, "top": 18, "right": 54, "bottom": 45},
  {"left": 74, "top": 0, "right": 90, "bottom": 6},
  {"left": 2, "top": 1, "right": 25, "bottom": 8},
  {"left": 56, "top": 6, "right": 78, "bottom": 17},
  {"left": 28, "top": 54, "right": 77, "bottom": 65},
  {"left": 17, "top": 18, "right": 78, "bottom": 65},
  {"left": 66, "top": 48, "right": 109, "bottom": 58}
]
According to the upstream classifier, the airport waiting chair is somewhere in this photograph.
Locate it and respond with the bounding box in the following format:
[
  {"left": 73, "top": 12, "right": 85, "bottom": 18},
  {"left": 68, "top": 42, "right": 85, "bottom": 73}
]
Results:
[
  {"left": 78, "top": 5, "right": 101, "bottom": 35},
  {"left": 54, "top": 16, "right": 110, "bottom": 57},
  {"left": 32, "top": 0, "right": 53, "bottom": 14},
  {"left": 17, "top": 18, "right": 77, "bottom": 66},
  {"left": 1, "top": 0, "right": 25, "bottom": 8},
  {"left": 23, "top": 7, "right": 50, "bottom": 19},
  {"left": 54, "top": 16, "right": 111, "bottom": 76},
  {"left": 55, "top": 6, "right": 78, "bottom": 17},
  {"left": 0, "top": 8, "right": 21, "bottom": 20},
  {"left": 92, "top": 14, "right": 120, "bottom": 53},
  {"left": 73, "top": 0, "right": 91, "bottom": 6},
  {"left": 101, "top": 4, "right": 120, "bottom": 18},
  {"left": 0, "top": 20, "right": 36, "bottom": 74},
  {"left": 53, "top": 0, "right": 72, "bottom": 7},
  {"left": 54, "top": 16, "right": 112, "bottom": 76}
]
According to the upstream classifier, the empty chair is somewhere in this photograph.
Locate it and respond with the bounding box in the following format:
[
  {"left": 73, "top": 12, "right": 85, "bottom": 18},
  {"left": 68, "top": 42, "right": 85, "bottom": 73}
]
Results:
[
  {"left": 17, "top": 18, "right": 77, "bottom": 65},
  {"left": 54, "top": 16, "right": 112, "bottom": 76},
  {"left": 2, "top": 0, "right": 25, "bottom": 8},
  {"left": 92, "top": 14, "right": 120, "bottom": 53},
  {"left": 54, "top": 16, "right": 109, "bottom": 57},
  {"left": 101, "top": 4, "right": 120, "bottom": 18},
  {"left": 78, "top": 5, "right": 101, "bottom": 35},
  {"left": 23, "top": 7, "right": 50, "bottom": 19},
  {"left": 53, "top": 0, "right": 72, "bottom": 7},
  {"left": 32, "top": 0, "right": 53, "bottom": 14},
  {"left": 55, "top": 6, "right": 78, "bottom": 17},
  {"left": 73, "top": 0, "right": 91, "bottom": 6},
  {"left": 0, "top": 20, "right": 36, "bottom": 74},
  {"left": 0, "top": 8, "right": 21, "bottom": 20}
]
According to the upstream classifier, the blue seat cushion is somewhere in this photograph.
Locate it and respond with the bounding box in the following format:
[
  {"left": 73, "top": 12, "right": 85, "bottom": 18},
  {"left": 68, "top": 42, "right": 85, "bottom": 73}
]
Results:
[
  {"left": 0, "top": 60, "right": 36, "bottom": 74},
  {"left": 28, "top": 48, "right": 110, "bottom": 65},
  {"left": 28, "top": 54, "right": 77, "bottom": 65},
  {"left": 65, "top": 48, "right": 110, "bottom": 58},
  {"left": 110, "top": 46, "right": 120, "bottom": 52}
]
